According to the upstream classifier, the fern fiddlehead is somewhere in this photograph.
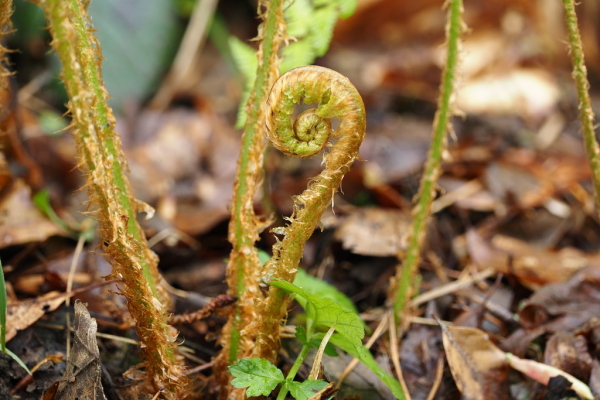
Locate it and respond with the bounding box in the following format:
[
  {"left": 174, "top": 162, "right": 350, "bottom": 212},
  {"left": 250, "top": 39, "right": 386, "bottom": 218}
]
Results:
[{"left": 251, "top": 65, "right": 366, "bottom": 361}]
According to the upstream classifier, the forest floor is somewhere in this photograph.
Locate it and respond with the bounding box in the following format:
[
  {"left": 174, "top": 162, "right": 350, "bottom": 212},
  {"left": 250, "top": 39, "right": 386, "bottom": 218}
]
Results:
[{"left": 3, "top": 0, "right": 600, "bottom": 399}]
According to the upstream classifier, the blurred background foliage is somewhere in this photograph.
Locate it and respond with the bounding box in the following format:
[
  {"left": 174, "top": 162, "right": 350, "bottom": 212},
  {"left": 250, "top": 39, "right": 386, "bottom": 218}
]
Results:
[{"left": 10, "top": 0, "right": 181, "bottom": 113}]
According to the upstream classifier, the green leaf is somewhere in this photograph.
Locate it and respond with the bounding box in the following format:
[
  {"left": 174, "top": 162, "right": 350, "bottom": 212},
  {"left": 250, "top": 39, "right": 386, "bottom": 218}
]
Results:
[
  {"left": 229, "top": 36, "right": 258, "bottom": 85},
  {"left": 338, "top": 0, "right": 358, "bottom": 18},
  {"left": 6, "top": 348, "right": 32, "bottom": 376},
  {"left": 229, "top": 358, "right": 285, "bottom": 397},
  {"left": 87, "top": 0, "right": 181, "bottom": 112},
  {"left": 311, "top": 4, "right": 339, "bottom": 57},
  {"left": 280, "top": 40, "right": 316, "bottom": 74},
  {"left": 327, "top": 333, "right": 406, "bottom": 399},
  {"left": 38, "top": 110, "right": 68, "bottom": 136},
  {"left": 288, "top": 379, "right": 329, "bottom": 400},
  {"left": 235, "top": 89, "right": 252, "bottom": 129},
  {"left": 284, "top": 0, "right": 312, "bottom": 38},
  {"left": 229, "top": 36, "right": 258, "bottom": 128},
  {"left": 32, "top": 189, "right": 71, "bottom": 233},
  {"left": 293, "top": 268, "right": 359, "bottom": 315},
  {"left": 270, "top": 280, "right": 364, "bottom": 346},
  {"left": 258, "top": 250, "right": 271, "bottom": 266},
  {"left": 296, "top": 326, "right": 338, "bottom": 356},
  {"left": 295, "top": 325, "right": 309, "bottom": 345},
  {"left": 314, "top": 339, "right": 339, "bottom": 357}
]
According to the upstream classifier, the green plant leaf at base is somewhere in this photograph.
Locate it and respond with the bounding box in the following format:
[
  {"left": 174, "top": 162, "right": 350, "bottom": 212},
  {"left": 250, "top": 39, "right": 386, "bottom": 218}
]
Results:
[
  {"left": 270, "top": 280, "right": 364, "bottom": 345},
  {"left": 288, "top": 379, "right": 329, "bottom": 400},
  {"left": 293, "top": 268, "right": 359, "bottom": 315},
  {"left": 327, "top": 333, "right": 406, "bottom": 400},
  {"left": 295, "top": 326, "right": 339, "bottom": 356},
  {"left": 229, "top": 358, "right": 285, "bottom": 397}
]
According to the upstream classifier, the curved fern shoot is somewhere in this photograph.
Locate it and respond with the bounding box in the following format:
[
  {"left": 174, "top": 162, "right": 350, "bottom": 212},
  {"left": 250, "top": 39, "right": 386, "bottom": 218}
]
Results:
[{"left": 250, "top": 65, "right": 366, "bottom": 361}]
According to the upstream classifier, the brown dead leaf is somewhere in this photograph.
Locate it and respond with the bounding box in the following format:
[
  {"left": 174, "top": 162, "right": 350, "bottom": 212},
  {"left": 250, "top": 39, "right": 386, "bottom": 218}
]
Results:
[
  {"left": 334, "top": 208, "right": 411, "bottom": 257},
  {"left": 544, "top": 331, "right": 593, "bottom": 382},
  {"left": 0, "top": 179, "right": 65, "bottom": 248},
  {"left": 457, "top": 69, "right": 559, "bottom": 119},
  {"left": 6, "top": 291, "right": 67, "bottom": 342},
  {"left": 466, "top": 230, "right": 599, "bottom": 289},
  {"left": 55, "top": 300, "right": 107, "bottom": 400},
  {"left": 518, "top": 265, "right": 600, "bottom": 332},
  {"left": 441, "top": 325, "right": 510, "bottom": 400}
]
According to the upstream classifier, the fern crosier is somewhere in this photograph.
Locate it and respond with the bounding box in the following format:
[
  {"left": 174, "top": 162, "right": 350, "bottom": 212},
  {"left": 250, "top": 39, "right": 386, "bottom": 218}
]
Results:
[{"left": 250, "top": 65, "right": 366, "bottom": 361}]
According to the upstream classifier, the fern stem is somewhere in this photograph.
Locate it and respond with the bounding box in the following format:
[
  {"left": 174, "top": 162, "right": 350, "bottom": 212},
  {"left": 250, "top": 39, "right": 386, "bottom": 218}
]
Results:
[
  {"left": 392, "top": 0, "right": 463, "bottom": 320},
  {"left": 43, "top": 0, "right": 187, "bottom": 396},
  {"left": 250, "top": 66, "right": 366, "bottom": 362},
  {"left": 562, "top": 0, "right": 600, "bottom": 214},
  {"left": 214, "top": 0, "right": 285, "bottom": 394}
]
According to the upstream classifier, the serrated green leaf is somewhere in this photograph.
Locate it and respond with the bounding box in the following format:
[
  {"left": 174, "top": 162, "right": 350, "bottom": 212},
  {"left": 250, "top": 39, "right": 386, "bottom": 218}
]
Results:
[
  {"left": 270, "top": 280, "right": 364, "bottom": 346},
  {"left": 229, "top": 358, "right": 285, "bottom": 397},
  {"left": 280, "top": 40, "right": 316, "bottom": 74},
  {"left": 327, "top": 333, "right": 406, "bottom": 399},
  {"left": 293, "top": 268, "right": 359, "bottom": 315},
  {"left": 285, "top": 0, "right": 312, "bottom": 38},
  {"left": 288, "top": 379, "right": 329, "bottom": 400},
  {"left": 310, "top": 4, "right": 339, "bottom": 57}
]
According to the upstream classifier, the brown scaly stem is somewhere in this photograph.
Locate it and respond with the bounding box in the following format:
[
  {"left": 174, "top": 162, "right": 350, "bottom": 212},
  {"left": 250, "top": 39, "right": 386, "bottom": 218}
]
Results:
[
  {"left": 213, "top": 0, "right": 285, "bottom": 397},
  {"left": 562, "top": 0, "right": 600, "bottom": 214},
  {"left": 250, "top": 65, "right": 366, "bottom": 362},
  {"left": 42, "top": 0, "right": 188, "bottom": 396}
]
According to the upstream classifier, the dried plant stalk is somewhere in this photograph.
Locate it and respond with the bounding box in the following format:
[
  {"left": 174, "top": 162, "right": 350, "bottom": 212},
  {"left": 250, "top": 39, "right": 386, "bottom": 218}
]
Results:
[
  {"left": 213, "top": 0, "right": 285, "bottom": 396},
  {"left": 0, "top": 0, "right": 12, "bottom": 92},
  {"left": 562, "top": 0, "right": 600, "bottom": 214},
  {"left": 250, "top": 65, "right": 366, "bottom": 361},
  {"left": 42, "top": 0, "right": 187, "bottom": 396},
  {"left": 390, "top": 0, "right": 463, "bottom": 322}
]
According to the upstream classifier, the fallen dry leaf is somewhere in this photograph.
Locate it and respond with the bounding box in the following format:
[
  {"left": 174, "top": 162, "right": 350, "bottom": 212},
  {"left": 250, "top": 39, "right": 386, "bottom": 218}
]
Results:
[
  {"left": 334, "top": 208, "right": 411, "bottom": 257},
  {"left": 544, "top": 331, "right": 593, "bottom": 382},
  {"left": 54, "top": 300, "right": 107, "bottom": 400},
  {"left": 0, "top": 179, "right": 65, "bottom": 248},
  {"left": 466, "top": 230, "right": 600, "bottom": 289},
  {"left": 441, "top": 325, "right": 510, "bottom": 400},
  {"left": 457, "top": 69, "right": 559, "bottom": 119},
  {"left": 6, "top": 291, "right": 68, "bottom": 342},
  {"left": 518, "top": 265, "right": 600, "bottom": 332}
]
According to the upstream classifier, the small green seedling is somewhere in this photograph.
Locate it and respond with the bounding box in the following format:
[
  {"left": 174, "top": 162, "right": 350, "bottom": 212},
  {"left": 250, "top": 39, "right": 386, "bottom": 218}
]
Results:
[{"left": 229, "top": 278, "right": 405, "bottom": 399}]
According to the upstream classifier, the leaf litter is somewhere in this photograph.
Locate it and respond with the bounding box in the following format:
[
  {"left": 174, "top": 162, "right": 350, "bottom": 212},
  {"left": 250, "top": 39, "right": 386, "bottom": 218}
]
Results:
[{"left": 4, "top": 0, "right": 600, "bottom": 399}]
